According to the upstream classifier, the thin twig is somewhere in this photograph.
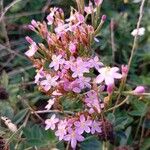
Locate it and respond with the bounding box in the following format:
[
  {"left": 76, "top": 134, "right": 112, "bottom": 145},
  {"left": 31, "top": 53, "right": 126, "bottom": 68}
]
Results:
[
  {"left": 133, "top": 115, "right": 143, "bottom": 141},
  {"left": 0, "top": 0, "right": 22, "bottom": 22},
  {"left": 31, "top": 110, "right": 74, "bottom": 115},
  {"left": 0, "top": 0, "right": 11, "bottom": 48},
  {"left": 17, "top": 96, "right": 45, "bottom": 123},
  {"left": 5, "top": 11, "right": 43, "bottom": 20},
  {"left": 139, "top": 117, "right": 146, "bottom": 146},
  {"left": 110, "top": 18, "right": 117, "bottom": 64},
  {"left": 101, "top": 91, "right": 150, "bottom": 96},
  {"left": 14, "top": 112, "right": 30, "bottom": 150},
  {"left": 8, "top": 66, "right": 34, "bottom": 77},
  {"left": 127, "top": 0, "right": 146, "bottom": 73},
  {"left": 105, "top": 96, "right": 130, "bottom": 112},
  {"left": 0, "top": 43, "right": 27, "bottom": 60},
  {"left": 112, "top": 0, "right": 146, "bottom": 114}
]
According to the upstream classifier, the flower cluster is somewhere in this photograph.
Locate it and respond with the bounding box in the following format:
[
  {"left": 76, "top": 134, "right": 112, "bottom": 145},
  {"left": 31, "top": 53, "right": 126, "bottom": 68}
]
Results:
[
  {"left": 45, "top": 114, "right": 101, "bottom": 149},
  {"left": 25, "top": 0, "right": 145, "bottom": 149}
]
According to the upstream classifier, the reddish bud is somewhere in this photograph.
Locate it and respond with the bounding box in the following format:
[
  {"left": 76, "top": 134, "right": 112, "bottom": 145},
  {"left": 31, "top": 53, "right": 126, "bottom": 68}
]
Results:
[
  {"left": 121, "top": 65, "right": 128, "bottom": 77},
  {"left": 101, "top": 15, "right": 107, "bottom": 22},
  {"left": 31, "top": 19, "right": 38, "bottom": 28},
  {"left": 25, "top": 36, "right": 34, "bottom": 44},
  {"left": 133, "top": 86, "right": 145, "bottom": 95},
  {"left": 94, "top": 0, "right": 103, "bottom": 6}
]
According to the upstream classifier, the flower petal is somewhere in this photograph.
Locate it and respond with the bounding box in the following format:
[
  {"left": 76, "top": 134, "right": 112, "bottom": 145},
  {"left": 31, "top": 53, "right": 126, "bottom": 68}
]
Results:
[{"left": 95, "top": 74, "right": 104, "bottom": 84}]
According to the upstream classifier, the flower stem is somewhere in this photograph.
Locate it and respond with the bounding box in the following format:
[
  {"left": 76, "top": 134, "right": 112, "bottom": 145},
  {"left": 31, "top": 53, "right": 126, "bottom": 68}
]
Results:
[{"left": 105, "top": 96, "right": 130, "bottom": 112}]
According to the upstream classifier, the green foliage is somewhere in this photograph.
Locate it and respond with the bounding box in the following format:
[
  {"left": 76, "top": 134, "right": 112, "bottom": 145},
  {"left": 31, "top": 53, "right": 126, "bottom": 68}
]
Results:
[{"left": 80, "top": 136, "right": 102, "bottom": 150}]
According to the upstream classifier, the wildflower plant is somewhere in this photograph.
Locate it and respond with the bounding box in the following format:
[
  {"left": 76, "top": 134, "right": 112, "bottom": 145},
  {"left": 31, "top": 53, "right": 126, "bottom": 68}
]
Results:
[{"left": 24, "top": 0, "right": 148, "bottom": 149}]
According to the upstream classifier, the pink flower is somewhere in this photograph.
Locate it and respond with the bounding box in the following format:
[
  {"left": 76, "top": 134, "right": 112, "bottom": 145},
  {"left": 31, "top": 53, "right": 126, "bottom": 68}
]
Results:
[
  {"left": 71, "top": 57, "right": 90, "bottom": 78},
  {"left": 91, "top": 121, "right": 102, "bottom": 134},
  {"left": 49, "top": 54, "right": 65, "bottom": 71},
  {"left": 47, "top": 7, "right": 58, "bottom": 25},
  {"left": 45, "top": 98, "right": 55, "bottom": 110},
  {"left": 64, "top": 128, "right": 84, "bottom": 149},
  {"left": 133, "top": 86, "right": 145, "bottom": 95},
  {"left": 76, "top": 77, "right": 91, "bottom": 89},
  {"left": 70, "top": 80, "right": 81, "bottom": 93},
  {"left": 64, "top": 56, "right": 75, "bottom": 69},
  {"left": 84, "top": 90, "right": 101, "bottom": 113},
  {"left": 35, "top": 67, "right": 45, "bottom": 84},
  {"left": 84, "top": 1, "right": 95, "bottom": 14},
  {"left": 55, "top": 120, "right": 67, "bottom": 140},
  {"left": 75, "top": 13, "right": 84, "bottom": 23},
  {"left": 25, "top": 38, "right": 38, "bottom": 57},
  {"left": 89, "top": 56, "right": 103, "bottom": 70},
  {"left": 74, "top": 115, "right": 92, "bottom": 134},
  {"left": 121, "top": 65, "right": 128, "bottom": 77},
  {"left": 95, "top": 67, "right": 122, "bottom": 85},
  {"left": 55, "top": 23, "right": 69, "bottom": 34},
  {"left": 40, "top": 74, "right": 59, "bottom": 91},
  {"left": 69, "top": 42, "right": 76, "bottom": 54},
  {"left": 45, "top": 114, "right": 59, "bottom": 130},
  {"left": 94, "top": 0, "right": 103, "bottom": 6},
  {"left": 47, "top": 14, "right": 54, "bottom": 25}
]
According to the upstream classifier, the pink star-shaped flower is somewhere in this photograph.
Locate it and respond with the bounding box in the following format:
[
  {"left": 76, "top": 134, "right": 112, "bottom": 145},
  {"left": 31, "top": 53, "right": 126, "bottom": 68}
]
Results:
[
  {"left": 74, "top": 115, "right": 92, "bottom": 134},
  {"left": 84, "top": 90, "right": 102, "bottom": 113},
  {"left": 45, "top": 98, "right": 55, "bottom": 110},
  {"left": 40, "top": 74, "right": 59, "bottom": 91},
  {"left": 55, "top": 120, "right": 67, "bottom": 141},
  {"left": 49, "top": 54, "right": 65, "bottom": 71},
  {"left": 89, "top": 56, "right": 103, "bottom": 70},
  {"left": 95, "top": 67, "right": 122, "bottom": 85},
  {"left": 34, "top": 67, "right": 45, "bottom": 84},
  {"left": 71, "top": 57, "right": 90, "bottom": 78},
  {"left": 45, "top": 114, "right": 59, "bottom": 130},
  {"left": 91, "top": 121, "right": 102, "bottom": 134},
  {"left": 64, "top": 128, "right": 84, "bottom": 149}
]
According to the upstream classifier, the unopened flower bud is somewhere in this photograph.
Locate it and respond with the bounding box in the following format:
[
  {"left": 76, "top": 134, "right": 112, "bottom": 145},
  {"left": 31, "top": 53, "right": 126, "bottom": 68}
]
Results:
[
  {"left": 94, "top": 0, "right": 103, "bottom": 6},
  {"left": 101, "top": 15, "right": 107, "bottom": 22},
  {"left": 121, "top": 65, "right": 128, "bottom": 77},
  {"left": 133, "top": 86, "right": 145, "bottom": 95},
  {"left": 25, "top": 36, "right": 34, "bottom": 44},
  {"left": 28, "top": 25, "right": 35, "bottom": 31},
  {"left": 31, "top": 19, "right": 38, "bottom": 28}
]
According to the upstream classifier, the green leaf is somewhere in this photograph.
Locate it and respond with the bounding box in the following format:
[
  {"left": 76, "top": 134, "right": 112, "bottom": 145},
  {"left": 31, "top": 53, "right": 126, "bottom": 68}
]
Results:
[
  {"left": 129, "top": 101, "right": 148, "bottom": 117},
  {"left": 22, "top": 125, "right": 55, "bottom": 148},
  {"left": 12, "top": 109, "right": 29, "bottom": 125},
  {"left": 140, "top": 138, "right": 150, "bottom": 150},
  {"left": 0, "top": 102, "right": 14, "bottom": 119},
  {"left": 80, "top": 136, "right": 102, "bottom": 150},
  {"left": 107, "top": 113, "right": 115, "bottom": 124},
  {"left": 115, "top": 116, "right": 133, "bottom": 130},
  {"left": 1, "top": 71, "right": 9, "bottom": 88},
  {"left": 10, "top": 1, "right": 28, "bottom": 12},
  {"left": 120, "top": 126, "right": 131, "bottom": 145}
]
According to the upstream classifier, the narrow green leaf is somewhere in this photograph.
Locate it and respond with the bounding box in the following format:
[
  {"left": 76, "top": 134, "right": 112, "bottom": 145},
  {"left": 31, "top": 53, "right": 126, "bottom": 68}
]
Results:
[{"left": 12, "top": 109, "right": 29, "bottom": 124}]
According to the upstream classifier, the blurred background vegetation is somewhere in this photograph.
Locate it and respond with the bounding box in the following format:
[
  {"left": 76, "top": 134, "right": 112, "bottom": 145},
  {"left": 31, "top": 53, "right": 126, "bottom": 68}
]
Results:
[{"left": 0, "top": 0, "right": 150, "bottom": 149}]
